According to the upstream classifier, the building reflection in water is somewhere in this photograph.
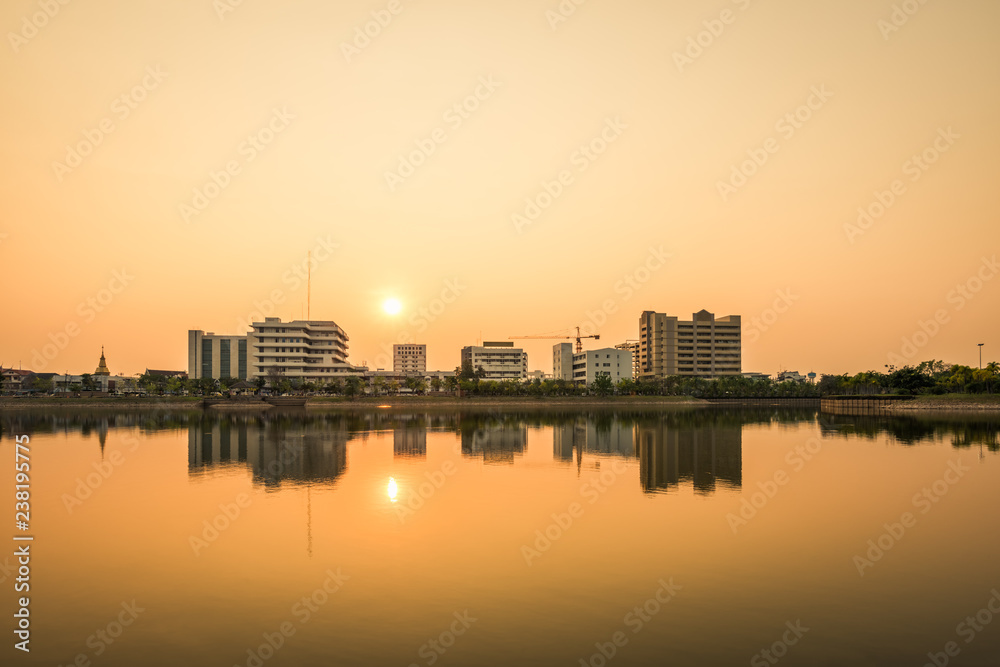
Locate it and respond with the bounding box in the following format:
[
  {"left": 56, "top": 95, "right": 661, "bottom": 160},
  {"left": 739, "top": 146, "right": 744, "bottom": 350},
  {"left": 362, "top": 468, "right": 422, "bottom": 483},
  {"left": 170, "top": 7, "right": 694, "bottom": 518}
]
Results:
[
  {"left": 187, "top": 416, "right": 348, "bottom": 489},
  {"left": 394, "top": 426, "right": 427, "bottom": 459},
  {"left": 461, "top": 422, "right": 527, "bottom": 465},
  {"left": 554, "top": 416, "right": 636, "bottom": 463},
  {"left": 636, "top": 420, "right": 742, "bottom": 495}
]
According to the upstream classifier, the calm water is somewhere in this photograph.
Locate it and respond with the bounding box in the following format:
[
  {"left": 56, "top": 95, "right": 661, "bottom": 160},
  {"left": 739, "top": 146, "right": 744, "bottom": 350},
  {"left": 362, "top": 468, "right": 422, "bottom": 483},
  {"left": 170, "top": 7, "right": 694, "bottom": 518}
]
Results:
[{"left": 2, "top": 407, "right": 999, "bottom": 667}]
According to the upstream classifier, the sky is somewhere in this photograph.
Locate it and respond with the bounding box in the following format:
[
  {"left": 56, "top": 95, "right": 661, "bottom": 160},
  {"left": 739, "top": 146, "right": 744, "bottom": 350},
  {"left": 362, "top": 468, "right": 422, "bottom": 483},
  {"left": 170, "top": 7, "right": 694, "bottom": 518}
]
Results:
[{"left": 1, "top": 0, "right": 998, "bottom": 377}]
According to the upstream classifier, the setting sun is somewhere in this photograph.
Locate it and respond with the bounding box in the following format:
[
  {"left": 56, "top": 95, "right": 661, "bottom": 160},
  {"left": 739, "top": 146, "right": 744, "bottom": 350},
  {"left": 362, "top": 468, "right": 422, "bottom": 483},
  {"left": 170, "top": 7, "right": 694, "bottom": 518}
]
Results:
[{"left": 382, "top": 298, "right": 402, "bottom": 316}]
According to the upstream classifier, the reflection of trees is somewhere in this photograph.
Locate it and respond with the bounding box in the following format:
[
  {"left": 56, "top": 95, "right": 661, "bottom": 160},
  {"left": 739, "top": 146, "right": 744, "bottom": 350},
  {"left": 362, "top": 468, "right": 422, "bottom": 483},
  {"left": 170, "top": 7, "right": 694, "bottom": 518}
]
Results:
[{"left": 819, "top": 412, "right": 1000, "bottom": 450}]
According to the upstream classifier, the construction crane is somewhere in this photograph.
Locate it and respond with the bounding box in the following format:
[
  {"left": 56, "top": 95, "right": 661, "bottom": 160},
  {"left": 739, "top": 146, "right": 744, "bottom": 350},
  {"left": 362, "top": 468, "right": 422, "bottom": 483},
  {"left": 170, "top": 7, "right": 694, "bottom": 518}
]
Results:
[{"left": 510, "top": 326, "right": 599, "bottom": 353}]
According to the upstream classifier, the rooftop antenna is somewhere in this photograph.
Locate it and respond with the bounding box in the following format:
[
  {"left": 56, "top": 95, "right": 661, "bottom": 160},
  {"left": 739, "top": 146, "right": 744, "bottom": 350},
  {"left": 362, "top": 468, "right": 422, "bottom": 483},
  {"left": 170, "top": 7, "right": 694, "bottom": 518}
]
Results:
[{"left": 307, "top": 250, "right": 311, "bottom": 321}]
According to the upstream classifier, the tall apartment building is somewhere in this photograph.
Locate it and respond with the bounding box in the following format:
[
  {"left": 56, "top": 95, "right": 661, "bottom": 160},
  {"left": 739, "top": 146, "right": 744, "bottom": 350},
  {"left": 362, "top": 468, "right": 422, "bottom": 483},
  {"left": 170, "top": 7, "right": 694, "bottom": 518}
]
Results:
[
  {"left": 638, "top": 310, "right": 741, "bottom": 379},
  {"left": 250, "top": 318, "right": 364, "bottom": 382},
  {"left": 188, "top": 331, "right": 249, "bottom": 380},
  {"left": 461, "top": 341, "right": 528, "bottom": 380},
  {"left": 393, "top": 344, "right": 427, "bottom": 375},
  {"left": 614, "top": 341, "right": 640, "bottom": 379}
]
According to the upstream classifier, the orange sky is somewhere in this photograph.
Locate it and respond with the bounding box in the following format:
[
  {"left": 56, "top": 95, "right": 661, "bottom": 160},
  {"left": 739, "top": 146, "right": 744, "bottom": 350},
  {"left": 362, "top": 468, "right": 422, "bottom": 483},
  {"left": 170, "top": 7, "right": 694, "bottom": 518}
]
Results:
[{"left": 1, "top": 0, "right": 997, "bottom": 376}]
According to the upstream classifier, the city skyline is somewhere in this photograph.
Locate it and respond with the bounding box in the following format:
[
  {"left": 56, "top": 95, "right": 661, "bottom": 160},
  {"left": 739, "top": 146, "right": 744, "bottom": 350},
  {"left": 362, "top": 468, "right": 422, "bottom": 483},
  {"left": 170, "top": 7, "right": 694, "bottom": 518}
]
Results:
[{"left": 2, "top": 0, "right": 998, "bottom": 377}]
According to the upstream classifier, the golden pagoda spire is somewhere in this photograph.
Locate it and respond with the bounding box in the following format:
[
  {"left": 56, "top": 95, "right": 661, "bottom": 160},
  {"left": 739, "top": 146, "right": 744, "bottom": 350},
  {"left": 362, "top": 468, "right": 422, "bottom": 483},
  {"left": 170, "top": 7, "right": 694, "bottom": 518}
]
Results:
[{"left": 95, "top": 346, "right": 111, "bottom": 376}]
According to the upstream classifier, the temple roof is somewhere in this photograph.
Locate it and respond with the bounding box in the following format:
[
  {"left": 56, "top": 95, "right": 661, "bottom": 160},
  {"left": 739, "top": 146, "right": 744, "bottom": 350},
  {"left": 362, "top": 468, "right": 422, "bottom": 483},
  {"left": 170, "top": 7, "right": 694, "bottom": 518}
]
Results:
[{"left": 95, "top": 346, "right": 111, "bottom": 376}]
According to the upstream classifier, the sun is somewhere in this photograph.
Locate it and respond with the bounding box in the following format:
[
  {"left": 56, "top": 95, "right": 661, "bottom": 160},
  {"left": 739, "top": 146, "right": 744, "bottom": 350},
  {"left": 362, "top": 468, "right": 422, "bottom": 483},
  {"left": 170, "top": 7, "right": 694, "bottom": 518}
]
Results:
[{"left": 382, "top": 298, "right": 402, "bottom": 315}]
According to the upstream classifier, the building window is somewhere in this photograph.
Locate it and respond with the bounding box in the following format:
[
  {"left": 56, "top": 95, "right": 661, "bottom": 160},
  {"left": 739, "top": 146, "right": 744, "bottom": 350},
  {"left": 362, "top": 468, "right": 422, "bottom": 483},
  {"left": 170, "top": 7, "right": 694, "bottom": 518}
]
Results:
[
  {"left": 220, "top": 340, "right": 231, "bottom": 378},
  {"left": 201, "top": 339, "right": 212, "bottom": 378}
]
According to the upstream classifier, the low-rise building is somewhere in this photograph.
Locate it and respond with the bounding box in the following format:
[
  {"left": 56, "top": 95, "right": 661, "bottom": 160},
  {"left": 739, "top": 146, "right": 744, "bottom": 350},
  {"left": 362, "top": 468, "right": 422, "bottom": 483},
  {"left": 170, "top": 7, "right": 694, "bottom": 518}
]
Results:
[
  {"left": 777, "top": 370, "right": 808, "bottom": 383},
  {"left": 251, "top": 318, "right": 366, "bottom": 383},
  {"left": 461, "top": 342, "right": 528, "bottom": 380},
  {"left": 571, "top": 347, "right": 633, "bottom": 385}
]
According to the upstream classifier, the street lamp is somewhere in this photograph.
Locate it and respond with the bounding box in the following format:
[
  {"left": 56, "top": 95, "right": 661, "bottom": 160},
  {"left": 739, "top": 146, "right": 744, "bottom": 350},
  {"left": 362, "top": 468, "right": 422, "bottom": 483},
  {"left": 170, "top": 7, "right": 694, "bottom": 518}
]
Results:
[{"left": 979, "top": 343, "right": 984, "bottom": 370}]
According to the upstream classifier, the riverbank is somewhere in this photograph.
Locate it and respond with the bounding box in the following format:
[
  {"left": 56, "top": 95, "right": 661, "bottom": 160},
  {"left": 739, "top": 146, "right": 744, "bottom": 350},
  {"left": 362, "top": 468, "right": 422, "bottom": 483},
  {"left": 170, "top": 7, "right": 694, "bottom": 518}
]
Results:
[
  {"left": 890, "top": 394, "right": 1000, "bottom": 411},
  {"left": 0, "top": 395, "right": 708, "bottom": 411},
  {"left": 2, "top": 393, "right": 997, "bottom": 411}
]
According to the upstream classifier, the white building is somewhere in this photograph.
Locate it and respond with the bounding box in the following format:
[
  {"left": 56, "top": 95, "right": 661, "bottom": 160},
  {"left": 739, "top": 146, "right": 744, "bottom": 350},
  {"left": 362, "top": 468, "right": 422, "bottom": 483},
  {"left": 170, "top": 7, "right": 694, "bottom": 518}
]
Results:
[
  {"left": 553, "top": 343, "right": 574, "bottom": 381},
  {"left": 50, "top": 373, "right": 141, "bottom": 394},
  {"left": 250, "top": 318, "right": 365, "bottom": 383},
  {"left": 393, "top": 344, "right": 427, "bottom": 375},
  {"left": 570, "top": 347, "right": 633, "bottom": 385},
  {"left": 615, "top": 341, "right": 640, "bottom": 379},
  {"left": 461, "top": 342, "right": 528, "bottom": 380}
]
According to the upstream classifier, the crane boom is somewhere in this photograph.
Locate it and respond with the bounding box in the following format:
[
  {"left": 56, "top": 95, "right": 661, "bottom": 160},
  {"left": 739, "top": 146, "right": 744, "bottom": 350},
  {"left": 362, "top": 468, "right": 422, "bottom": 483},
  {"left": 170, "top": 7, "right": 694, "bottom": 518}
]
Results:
[{"left": 510, "top": 326, "right": 600, "bottom": 353}]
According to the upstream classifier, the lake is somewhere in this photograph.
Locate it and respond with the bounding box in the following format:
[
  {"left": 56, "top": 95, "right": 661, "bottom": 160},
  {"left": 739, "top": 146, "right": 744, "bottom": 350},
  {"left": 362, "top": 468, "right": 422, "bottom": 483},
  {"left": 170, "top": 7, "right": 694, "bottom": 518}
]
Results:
[{"left": 1, "top": 406, "right": 998, "bottom": 666}]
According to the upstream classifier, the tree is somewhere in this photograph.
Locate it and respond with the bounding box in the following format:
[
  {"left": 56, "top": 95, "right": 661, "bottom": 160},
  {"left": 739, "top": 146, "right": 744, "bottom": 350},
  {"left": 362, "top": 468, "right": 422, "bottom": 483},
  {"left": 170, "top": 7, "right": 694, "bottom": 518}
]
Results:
[
  {"left": 166, "top": 377, "right": 185, "bottom": 395},
  {"left": 430, "top": 377, "right": 442, "bottom": 393},
  {"left": 81, "top": 373, "right": 97, "bottom": 391},
  {"left": 616, "top": 377, "right": 637, "bottom": 395},
  {"left": 27, "top": 375, "right": 53, "bottom": 394},
  {"left": 591, "top": 373, "right": 614, "bottom": 396},
  {"left": 344, "top": 376, "right": 363, "bottom": 398},
  {"left": 265, "top": 366, "right": 284, "bottom": 390},
  {"left": 372, "top": 376, "right": 386, "bottom": 396},
  {"left": 197, "top": 377, "right": 218, "bottom": 395},
  {"left": 457, "top": 362, "right": 476, "bottom": 381},
  {"left": 253, "top": 377, "right": 267, "bottom": 393}
]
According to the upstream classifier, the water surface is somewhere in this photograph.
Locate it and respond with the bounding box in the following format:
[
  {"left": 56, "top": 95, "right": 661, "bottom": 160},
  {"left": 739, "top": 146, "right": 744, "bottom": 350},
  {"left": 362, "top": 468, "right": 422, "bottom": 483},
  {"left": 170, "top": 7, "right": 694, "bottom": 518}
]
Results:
[{"left": 1, "top": 407, "right": 998, "bottom": 666}]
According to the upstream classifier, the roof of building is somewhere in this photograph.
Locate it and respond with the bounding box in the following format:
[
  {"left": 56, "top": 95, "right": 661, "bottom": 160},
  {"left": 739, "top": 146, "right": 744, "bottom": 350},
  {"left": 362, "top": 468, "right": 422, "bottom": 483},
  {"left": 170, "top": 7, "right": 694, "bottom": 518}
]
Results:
[{"left": 144, "top": 369, "right": 187, "bottom": 377}]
